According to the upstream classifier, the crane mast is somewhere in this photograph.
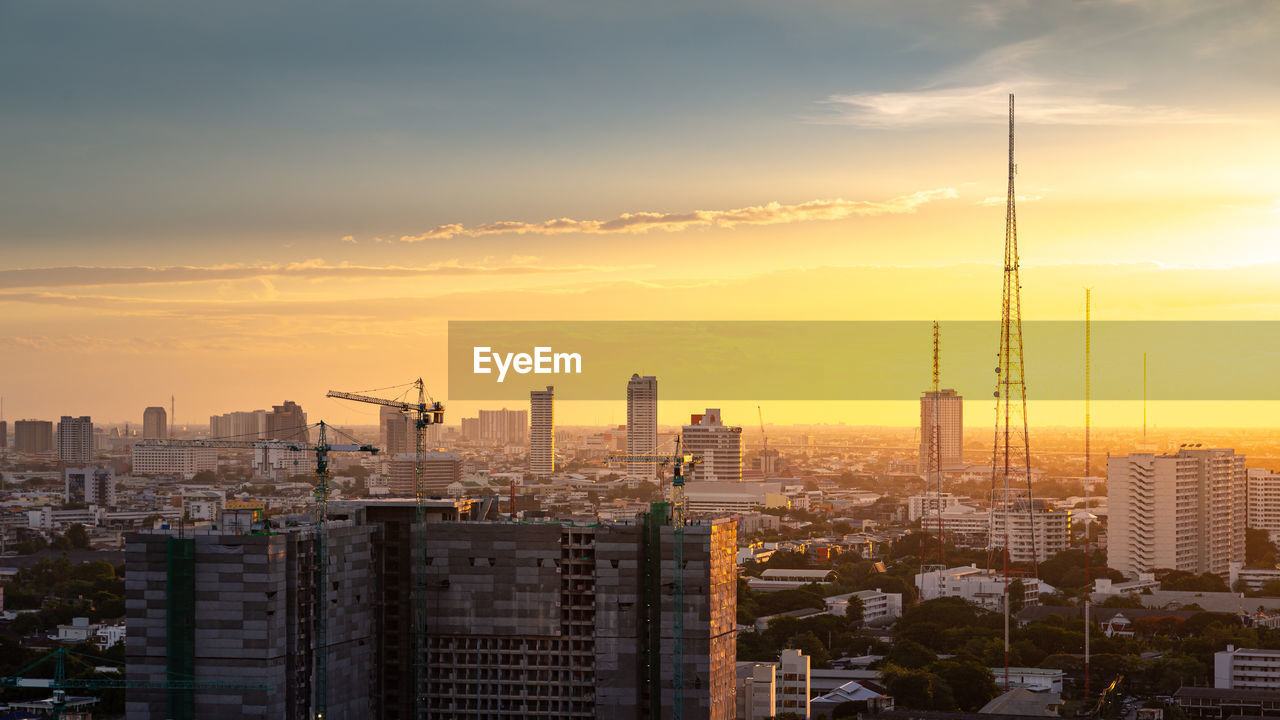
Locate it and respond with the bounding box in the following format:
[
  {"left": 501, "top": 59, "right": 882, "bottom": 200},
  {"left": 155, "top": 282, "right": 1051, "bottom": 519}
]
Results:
[{"left": 325, "top": 379, "right": 444, "bottom": 718}]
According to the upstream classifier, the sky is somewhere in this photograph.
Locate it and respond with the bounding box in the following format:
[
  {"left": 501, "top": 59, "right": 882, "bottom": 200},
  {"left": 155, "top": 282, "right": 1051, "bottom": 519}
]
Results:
[{"left": 2, "top": 0, "right": 1279, "bottom": 429}]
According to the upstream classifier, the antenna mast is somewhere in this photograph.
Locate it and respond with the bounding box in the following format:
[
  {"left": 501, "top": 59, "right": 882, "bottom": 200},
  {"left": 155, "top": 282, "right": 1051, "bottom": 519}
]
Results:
[
  {"left": 932, "top": 322, "right": 945, "bottom": 565},
  {"left": 1084, "top": 288, "right": 1092, "bottom": 702}
]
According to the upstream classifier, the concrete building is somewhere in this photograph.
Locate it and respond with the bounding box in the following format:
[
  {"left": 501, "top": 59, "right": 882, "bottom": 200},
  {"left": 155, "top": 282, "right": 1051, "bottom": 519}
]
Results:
[
  {"left": 530, "top": 386, "right": 555, "bottom": 476},
  {"left": 989, "top": 500, "right": 1071, "bottom": 564},
  {"left": 381, "top": 406, "right": 413, "bottom": 455},
  {"left": 1215, "top": 646, "right": 1280, "bottom": 690},
  {"left": 908, "top": 492, "right": 968, "bottom": 522},
  {"left": 777, "top": 648, "right": 811, "bottom": 718},
  {"left": 478, "top": 408, "right": 528, "bottom": 447},
  {"left": 142, "top": 406, "right": 168, "bottom": 440},
  {"left": 919, "top": 388, "right": 963, "bottom": 474},
  {"left": 1248, "top": 468, "right": 1280, "bottom": 540},
  {"left": 266, "top": 401, "right": 308, "bottom": 442},
  {"left": 253, "top": 442, "right": 311, "bottom": 479},
  {"left": 626, "top": 374, "right": 658, "bottom": 481},
  {"left": 1108, "top": 448, "right": 1246, "bottom": 579},
  {"left": 14, "top": 419, "right": 54, "bottom": 454},
  {"left": 824, "top": 589, "right": 903, "bottom": 626},
  {"left": 57, "top": 415, "right": 94, "bottom": 464},
  {"left": 385, "top": 451, "right": 462, "bottom": 495},
  {"left": 915, "top": 564, "right": 1049, "bottom": 612},
  {"left": 737, "top": 662, "right": 776, "bottom": 720},
  {"left": 209, "top": 409, "right": 268, "bottom": 440},
  {"left": 132, "top": 445, "right": 218, "bottom": 479},
  {"left": 682, "top": 409, "right": 743, "bottom": 483},
  {"left": 125, "top": 522, "right": 378, "bottom": 719},
  {"left": 182, "top": 490, "right": 226, "bottom": 520},
  {"left": 65, "top": 467, "right": 116, "bottom": 507},
  {"left": 685, "top": 482, "right": 768, "bottom": 515}
]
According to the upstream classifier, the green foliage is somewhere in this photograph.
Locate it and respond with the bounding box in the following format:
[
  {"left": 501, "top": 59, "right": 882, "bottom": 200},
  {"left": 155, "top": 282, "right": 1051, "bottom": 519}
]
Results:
[
  {"left": 885, "top": 639, "right": 937, "bottom": 669},
  {"left": 65, "top": 523, "right": 90, "bottom": 549},
  {"left": 786, "top": 631, "right": 832, "bottom": 669},
  {"left": 930, "top": 660, "right": 999, "bottom": 711},
  {"left": 1160, "top": 571, "right": 1228, "bottom": 592},
  {"left": 880, "top": 663, "right": 955, "bottom": 710},
  {"left": 1246, "top": 528, "right": 1279, "bottom": 569}
]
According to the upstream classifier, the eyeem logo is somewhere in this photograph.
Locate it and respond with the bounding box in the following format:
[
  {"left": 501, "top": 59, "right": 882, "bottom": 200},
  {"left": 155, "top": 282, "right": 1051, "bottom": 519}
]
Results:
[{"left": 473, "top": 346, "right": 582, "bottom": 383}]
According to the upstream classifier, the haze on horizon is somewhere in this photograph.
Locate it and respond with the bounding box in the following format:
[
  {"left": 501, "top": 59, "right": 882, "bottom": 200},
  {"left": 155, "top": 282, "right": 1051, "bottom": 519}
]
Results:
[{"left": 2, "top": 1, "right": 1278, "bottom": 428}]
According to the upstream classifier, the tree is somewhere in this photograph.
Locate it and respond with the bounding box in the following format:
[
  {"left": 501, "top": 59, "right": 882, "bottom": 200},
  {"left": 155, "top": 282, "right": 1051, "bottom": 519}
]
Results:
[
  {"left": 1247, "top": 528, "right": 1279, "bottom": 569},
  {"left": 1008, "top": 579, "right": 1027, "bottom": 615},
  {"left": 930, "top": 660, "right": 999, "bottom": 711},
  {"left": 191, "top": 469, "right": 218, "bottom": 484},
  {"left": 880, "top": 663, "right": 955, "bottom": 710},
  {"left": 886, "top": 639, "right": 937, "bottom": 669},
  {"left": 785, "top": 631, "right": 832, "bottom": 669},
  {"left": 65, "top": 523, "right": 90, "bottom": 550}
]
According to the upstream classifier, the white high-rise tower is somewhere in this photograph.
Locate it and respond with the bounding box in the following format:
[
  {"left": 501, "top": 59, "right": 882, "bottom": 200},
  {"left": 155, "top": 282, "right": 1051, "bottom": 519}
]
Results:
[
  {"left": 529, "top": 386, "right": 555, "bottom": 476},
  {"left": 626, "top": 374, "right": 658, "bottom": 481}
]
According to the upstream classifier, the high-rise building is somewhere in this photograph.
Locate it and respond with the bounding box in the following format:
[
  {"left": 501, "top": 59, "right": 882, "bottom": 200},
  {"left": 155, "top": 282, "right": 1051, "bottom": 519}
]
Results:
[
  {"left": 682, "top": 409, "right": 742, "bottom": 483},
  {"left": 14, "top": 419, "right": 54, "bottom": 454},
  {"left": 988, "top": 499, "right": 1070, "bottom": 564},
  {"left": 124, "top": 499, "right": 737, "bottom": 720},
  {"left": 478, "top": 408, "right": 528, "bottom": 446},
  {"left": 918, "top": 389, "right": 963, "bottom": 475},
  {"left": 1107, "top": 447, "right": 1246, "bottom": 579},
  {"left": 132, "top": 445, "right": 218, "bottom": 479},
  {"left": 65, "top": 467, "right": 116, "bottom": 507},
  {"left": 0, "top": 420, "right": 7, "bottom": 449},
  {"left": 1247, "top": 468, "right": 1280, "bottom": 537},
  {"left": 626, "top": 374, "right": 658, "bottom": 481},
  {"left": 530, "top": 386, "right": 555, "bottom": 476},
  {"left": 381, "top": 406, "right": 412, "bottom": 455},
  {"left": 209, "top": 409, "right": 269, "bottom": 440},
  {"left": 267, "top": 401, "right": 308, "bottom": 441},
  {"left": 57, "top": 415, "right": 94, "bottom": 464},
  {"left": 385, "top": 452, "right": 462, "bottom": 495},
  {"left": 142, "top": 406, "right": 168, "bottom": 440}
]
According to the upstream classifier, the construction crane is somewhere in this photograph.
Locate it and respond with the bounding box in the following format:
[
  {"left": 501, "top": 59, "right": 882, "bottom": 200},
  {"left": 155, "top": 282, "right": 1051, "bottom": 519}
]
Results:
[
  {"left": 757, "top": 406, "right": 771, "bottom": 476},
  {"left": 1, "top": 646, "right": 267, "bottom": 720},
  {"left": 138, "top": 421, "right": 377, "bottom": 718},
  {"left": 325, "top": 379, "right": 443, "bottom": 717},
  {"left": 611, "top": 440, "right": 701, "bottom": 720}
]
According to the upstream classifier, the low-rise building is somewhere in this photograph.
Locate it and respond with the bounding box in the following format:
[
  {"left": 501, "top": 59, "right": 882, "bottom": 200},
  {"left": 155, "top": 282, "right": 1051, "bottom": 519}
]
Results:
[
  {"left": 915, "top": 564, "right": 1049, "bottom": 612},
  {"left": 737, "top": 663, "right": 776, "bottom": 720},
  {"left": 824, "top": 589, "right": 903, "bottom": 626},
  {"left": 1215, "top": 646, "right": 1280, "bottom": 690}
]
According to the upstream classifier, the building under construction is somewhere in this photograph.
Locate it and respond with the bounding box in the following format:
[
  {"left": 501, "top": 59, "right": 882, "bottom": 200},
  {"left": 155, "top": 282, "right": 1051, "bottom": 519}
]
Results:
[{"left": 124, "top": 498, "right": 737, "bottom": 719}]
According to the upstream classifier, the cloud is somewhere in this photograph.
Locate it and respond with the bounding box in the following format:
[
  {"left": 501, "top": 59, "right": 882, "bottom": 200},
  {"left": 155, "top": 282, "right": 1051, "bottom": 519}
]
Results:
[
  {"left": 0, "top": 260, "right": 614, "bottom": 290},
  {"left": 393, "top": 189, "right": 959, "bottom": 242},
  {"left": 816, "top": 81, "right": 1240, "bottom": 128}
]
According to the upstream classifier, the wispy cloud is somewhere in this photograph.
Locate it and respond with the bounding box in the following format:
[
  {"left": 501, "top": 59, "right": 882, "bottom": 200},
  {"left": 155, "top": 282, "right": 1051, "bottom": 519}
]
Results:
[
  {"left": 816, "top": 81, "right": 1240, "bottom": 128},
  {"left": 393, "top": 189, "right": 958, "bottom": 242},
  {"left": 0, "top": 260, "right": 612, "bottom": 290}
]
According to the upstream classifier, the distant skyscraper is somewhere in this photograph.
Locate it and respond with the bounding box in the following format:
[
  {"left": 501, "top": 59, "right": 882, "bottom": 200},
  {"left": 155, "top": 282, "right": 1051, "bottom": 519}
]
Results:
[
  {"left": 1108, "top": 447, "right": 1246, "bottom": 579},
  {"left": 682, "top": 409, "right": 742, "bottom": 483},
  {"left": 266, "top": 401, "right": 307, "bottom": 441},
  {"left": 530, "top": 386, "right": 555, "bottom": 476},
  {"left": 14, "top": 419, "right": 54, "bottom": 454},
  {"left": 478, "top": 408, "right": 528, "bottom": 446},
  {"left": 626, "top": 374, "right": 658, "bottom": 481},
  {"left": 143, "top": 406, "right": 168, "bottom": 440},
  {"left": 918, "top": 389, "right": 963, "bottom": 475},
  {"left": 57, "top": 415, "right": 94, "bottom": 464},
  {"left": 381, "top": 406, "right": 412, "bottom": 455},
  {"left": 0, "top": 420, "right": 7, "bottom": 449}
]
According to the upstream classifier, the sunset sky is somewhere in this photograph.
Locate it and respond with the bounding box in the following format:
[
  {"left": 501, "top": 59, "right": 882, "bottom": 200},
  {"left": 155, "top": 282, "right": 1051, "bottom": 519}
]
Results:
[{"left": 2, "top": 1, "right": 1279, "bottom": 429}]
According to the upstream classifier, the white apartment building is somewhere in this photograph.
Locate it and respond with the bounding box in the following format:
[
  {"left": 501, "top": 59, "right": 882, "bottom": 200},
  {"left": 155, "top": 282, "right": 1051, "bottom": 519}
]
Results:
[
  {"left": 908, "top": 492, "right": 968, "bottom": 522},
  {"left": 737, "top": 663, "right": 776, "bottom": 720},
  {"left": 920, "top": 508, "right": 991, "bottom": 547},
  {"left": 65, "top": 467, "right": 116, "bottom": 507},
  {"left": 918, "top": 389, "right": 963, "bottom": 474},
  {"left": 626, "top": 374, "right": 658, "bottom": 482},
  {"left": 132, "top": 445, "right": 217, "bottom": 479},
  {"left": 529, "top": 386, "right": 555, "bottom": 476},
  {"left": 824, "top": 589, "right": 903, "bottom": 626},
  {"left": 989, "top": 502, "right": 1070, "bottom": 564},
  {"left": 1248, "top": 468, "right": 1280, "bottom": 540},
  {"left": 1215, "top": 646, "right": 1280, "bottom": 690},
  {"left": 182, "top": 490, "right": 226, "bottom": 521},
  {"left": 682, "top": 409, "right": 742, "bottom": 483},
  {"left": 208, "top": 409, "right": 268, "bottom": 440},
  {"left": 777, "top": 648, "right": 811, "bottom": 718},
  {"left": 686, "top": 482, "right": 766, "bottom": 515},
  {"left": 915, "top": 564, "right": 1048, "bottom": 612},
  {"left": 253, "top": 443, "right": 311, "bottom": 478},
  {"left": 1107, "top": 448, "right": 1246, "bottom": 579},
  {"left": 57, "top": 415, "right": 94, "bottom": 464}
]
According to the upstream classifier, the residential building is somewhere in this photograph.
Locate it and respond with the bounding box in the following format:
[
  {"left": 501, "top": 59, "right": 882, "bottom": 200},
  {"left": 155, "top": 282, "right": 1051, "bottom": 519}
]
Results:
[
  {"left": 530, "top": 386, "right": 555, "bottom": 476},
  {"left": 1107, "top": 448, "right": 1246, "bottom": 579},
  {"left": 989, "top": 499, "right": 1071, "bottom": 564},
  {"left": 478, "top": 408, "right": 528, "bottom": 446},
  {"left": 918, "top": 388, "right": 963, "bottom": 474},
  {"left": 824, "top": 589, "right": 903, "bottom": 625},
  {"left": 908, "top": 492, "right": 967, "bottom": 522},
  {"left": 1215, "top": 646, "right": 1280, "bottom": 691},
  {"left": 57, "top": 415, "right": 94, "bottom": 464},
  {"left": 253, "top": 443, "right": 311, "bottom": 479},
  {"left": 0, "top": 419, "right": 6, "bottom": 449},
  {"left": 14, "top": 419, "right": 53, "bottom": 454},
  {"left": 142, "top": 406, "right": 168, "bottom": 440},
  {"left": 132, "top": 445, "right": 218, "bottom": 479},
  {"left": 686, "top": 482, "right": 767, "bottom": 515},
  {"left": 777, "top": 648, "right": 811, "bottom": 718},
  {"left": 682, "top": 409, "right": 742, "bottom": 483},
  {"left": 810, "top": 680, "right": 894, "bottom": 717},
  {"left": 209, "top": 409, "right": 268, "bottom": 440},
  {"left": 182, "top": 490, "right": 225, "bottom": 520},
  {"left": 915, "top": 564, "right": 1049, "bottom": 612},
  {"left": 737, "top": 663, "right": 776, "bottom": 720},
  {"left": 65, "top": 467, "right": 116, "bottom": 507},
  {"left": 992, "top": 667, "right": 1066, "bottom": 693},
  {"left": 266, "top": 400, "right": 308, "bottom": 441},
  {"left": 626, "top": 374, "right": 658, "bottom": 481},
  {"left": 385, "top": 452, "right": 462, "bottom": 495},
  {"left": 1248, "top": 468, "right": 1280, "bottom": 540},
  {"left": 381, "top": 406, "right": 413, "bottom": 455}
]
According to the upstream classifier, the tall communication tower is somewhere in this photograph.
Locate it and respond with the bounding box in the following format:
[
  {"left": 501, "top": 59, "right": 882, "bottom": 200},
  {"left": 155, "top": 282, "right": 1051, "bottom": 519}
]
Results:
[{"left": 988, "top": 94, "right": 1037, "bottom": 687}]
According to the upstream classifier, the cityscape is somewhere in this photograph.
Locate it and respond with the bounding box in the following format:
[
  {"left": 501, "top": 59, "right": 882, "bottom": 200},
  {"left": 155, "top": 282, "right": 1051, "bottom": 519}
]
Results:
[{"left": 3, "top": 2, "right": 1280, "bottom": 720}]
